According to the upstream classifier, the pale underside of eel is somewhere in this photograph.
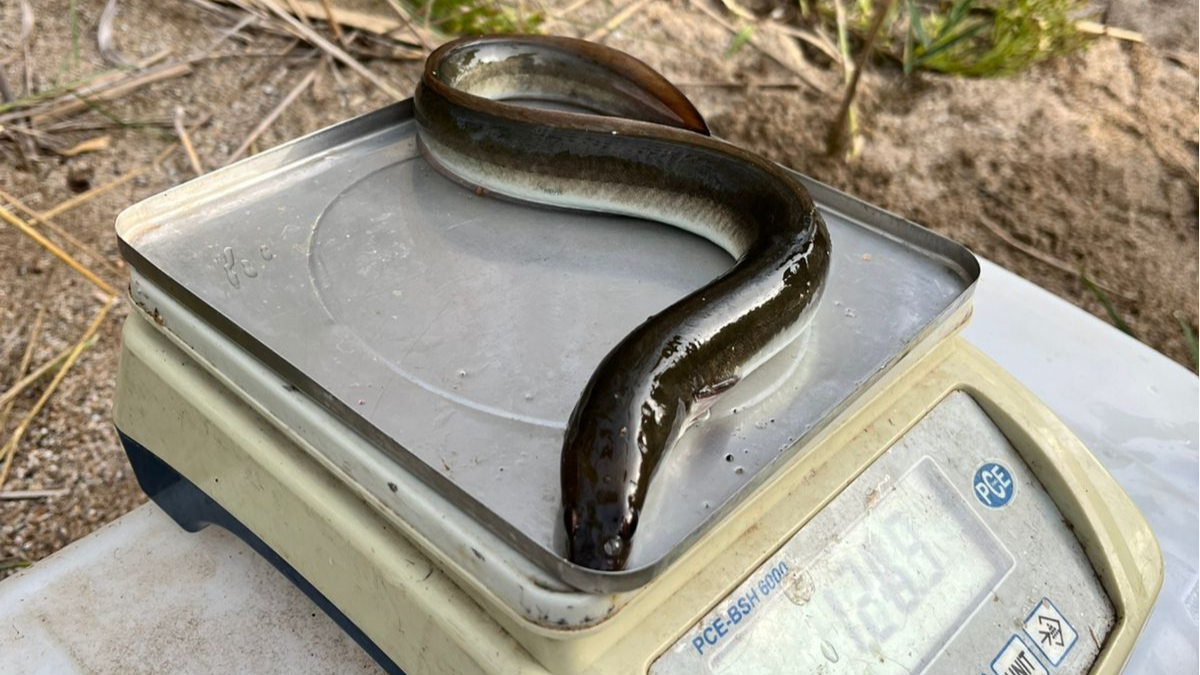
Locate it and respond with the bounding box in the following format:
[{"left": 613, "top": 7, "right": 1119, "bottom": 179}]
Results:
[{"left": 413, "top": 35, "right": 832, "bottom": 572}]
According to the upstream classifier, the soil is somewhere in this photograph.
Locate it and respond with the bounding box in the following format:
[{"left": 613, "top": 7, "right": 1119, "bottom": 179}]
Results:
[{"left": 1, "top": 0, "right": 1196, "bottom": 572}]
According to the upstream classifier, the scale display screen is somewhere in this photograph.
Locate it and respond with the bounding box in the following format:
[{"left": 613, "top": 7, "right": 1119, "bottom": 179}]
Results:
[
  {"left": 708, "top": 459, "right": 1011, "bottom": 674},
  {"left": 651, "top": 392, "right": 1114, "bottom": 675}
]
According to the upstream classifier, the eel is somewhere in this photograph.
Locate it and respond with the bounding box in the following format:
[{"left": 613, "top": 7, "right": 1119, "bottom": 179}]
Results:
[{"left": 413, "top": 35, "right": 831, "bottom": 572}]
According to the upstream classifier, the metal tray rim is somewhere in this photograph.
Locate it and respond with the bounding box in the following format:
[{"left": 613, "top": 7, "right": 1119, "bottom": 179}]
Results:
[{"left": 115, "top": 100, "right": 979, "bottom": 593}]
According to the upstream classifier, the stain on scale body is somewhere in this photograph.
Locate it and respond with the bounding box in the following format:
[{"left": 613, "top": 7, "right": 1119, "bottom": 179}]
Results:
[{"left": 414, "top": 35, "right": 832, "bottom": 571}]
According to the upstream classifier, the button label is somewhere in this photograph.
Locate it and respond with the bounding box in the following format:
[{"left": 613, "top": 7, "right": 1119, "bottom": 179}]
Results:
[
  {"left": 991, "top": 635, "right": 1048, "bottom": 675},
  {"left": 1024, "top": 598, "right": 1078, "bottom": 666}
]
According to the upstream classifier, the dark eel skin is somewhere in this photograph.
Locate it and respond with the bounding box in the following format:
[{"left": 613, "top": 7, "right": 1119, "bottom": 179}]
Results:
[{"left": 414, "top": 35, "right": 831, "bottom": 572}]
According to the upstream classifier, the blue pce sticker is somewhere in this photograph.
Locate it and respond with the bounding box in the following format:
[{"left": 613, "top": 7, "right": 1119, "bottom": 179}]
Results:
[{"left": 973, "top": 462, "right": 1014, "bottom": 508}]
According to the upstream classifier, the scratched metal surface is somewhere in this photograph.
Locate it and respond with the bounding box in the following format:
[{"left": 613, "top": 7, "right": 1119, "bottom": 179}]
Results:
[{"left": 115, "top": 101, "right": 979, "bottom": 590}]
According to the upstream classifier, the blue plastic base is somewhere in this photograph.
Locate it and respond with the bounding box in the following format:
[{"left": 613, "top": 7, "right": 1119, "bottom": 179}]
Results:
[{"left": 118, "top": 430, "right": 405, "bottom": 675}]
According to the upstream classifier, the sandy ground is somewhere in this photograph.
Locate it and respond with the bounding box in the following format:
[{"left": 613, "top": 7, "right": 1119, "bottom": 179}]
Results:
[{"left": 1, "top": 0, "right": 1196, "bottom": 571}]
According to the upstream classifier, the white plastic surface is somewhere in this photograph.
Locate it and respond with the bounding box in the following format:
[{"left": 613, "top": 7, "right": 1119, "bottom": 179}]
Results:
[
  {"left": 964, "top": 260, "right": 1199, "bottom": 675},
  {"left": 0, "top": 505, "right": 382, "bottom": 675}
]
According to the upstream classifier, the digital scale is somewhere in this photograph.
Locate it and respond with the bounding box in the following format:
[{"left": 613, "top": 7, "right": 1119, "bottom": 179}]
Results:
[{"left": 111, "top": 100, "right": 1162, "bottom": 675}]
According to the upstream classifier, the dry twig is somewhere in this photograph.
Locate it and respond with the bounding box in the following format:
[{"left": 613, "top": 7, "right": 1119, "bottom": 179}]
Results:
[
  {"left": 98, "top": 0, "right": 131, "bottom": 66},
  {"left": 0, "top": 488, "right": 70, "bottom": 500},
  {"left": 977, "top": 214, "right": 1135, "bottom": 301},
  {"left": 40, "top": 116, "right": 172, "bottom": 132},
  {"left": 0, "top": 300, "right": 114, "bottom": 490},
  {"left": 241, "top": 0, "right": 405, "bottom": 99},
  {"left": 719, "top": 0, "right": 757, "bottom": 20},
  {"left": 228, "top": 64, "right": 320, "bottom": 163},
  {"left": 1075, "top": 21, "right": 1143, "bottom": 42},
  {"left": 174, "top": 107, "right": 205, "bottom": 176},
  {"left": 56, "top": 135, "right": 111, "bottom": 157},
  {"left": 317, "top": 0, "right": 347, "bottom": 44},
  {"left": 217, "top": 0, "right": 433, "bottom": 46},
  {"left": 40, "top": 42, "right": 305, "bottom": 223},
  {"left": 28, "top": 61, "right": 193, "bottom": 125},
  {"left": 282, "top": 0, "right": 316, "bottom": 28},
  {"left": 179, "top": 0, "right": 247, "bottom": 23},
  {"left": 0, "top": 50, "right": 173, "bottom": 121},
  {"left": 0, "top": 296, "right": 50, "bottom": 457},
  {"left": 382, "top": 0, "right": 437, "bottom": 51},
  {"left": 554, "top": 0, "right": 593, "bottom": 18},
  {"left": 18, "top": 0, "right": 35, "bottom": 97},
  {"left": 0, "top": 188, "right": 121, "bottom": 277},
  {"left": 38, "top": 126, "right": 200, "bottom": 223},
  {"left": 691, "top": 0, "right": 829, "bottom": 94},
  {"left": 586, "top": 0, "right": 658, "bottom": 42},
  {"left": 39, "top": 168, "right": 147, "bottom": 221},
  {"left": 770, "top": 22, "right": 841, "bottom": 63},
  {"left": 675, "top": 79, "right": 808, "bottom": 88},
  {"left": 0, "top": 69, "right": 36, "bottom": 166},
  {"left": 826, "top": 0, "right": 894, "bottom": 155},
  {"left": 0, "top": 206, "right": 117, "bottom": 296},
  {"left": 0, "top": 341, "right": 82, "bottom": 412}
]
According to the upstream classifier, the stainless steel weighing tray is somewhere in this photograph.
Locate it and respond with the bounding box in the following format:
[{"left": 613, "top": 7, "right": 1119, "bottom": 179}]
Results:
[{"left": 116, "top": 100, "right": 979, "bottom": 591}]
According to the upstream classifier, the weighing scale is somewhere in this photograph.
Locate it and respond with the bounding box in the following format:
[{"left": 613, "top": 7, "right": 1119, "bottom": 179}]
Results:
[{"left": 111, "top": 100, "right": 1162, "bottom": 675}]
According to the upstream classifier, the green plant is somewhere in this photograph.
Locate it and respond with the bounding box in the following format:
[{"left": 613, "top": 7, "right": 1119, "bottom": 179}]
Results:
[
  {"left": 1177, "top": 315, "right": 1199, "bottom": 372},
  {"left": 914, "top": 0, "right": 1090, "bottom": 76},
  {"left": 902, "top": 0, "right": 988, "bottom": 74},
  {"left": 0, "top": 558, "right": 31, "bottom": 573},
  {"left": 57, "top": 0, "right": 81, "bottom": 77},
  {"left": 401, "top": 0, "right": 544, "bottom": 35},
  {"left": 1081, "top": 271, "right": 1134, "bottom": 336},
  {"left": 0, "top": 69, "right": 124, "bottom": 116},
  {"left": 1082, "top": 275, "right": 1199, "bottom": 372},
  {"left": 70, "top": 0, "right": 80, "bottom": 66},
  {"left": 727, "top": 25, "right": 756, "bottom": 56},
  {"left": 803, "top": 0, "right": 1092, "bottom": 77}
]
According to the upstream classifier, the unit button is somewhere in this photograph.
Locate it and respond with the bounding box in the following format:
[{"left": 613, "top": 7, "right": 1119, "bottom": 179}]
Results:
[
  {"left": 991, "top": 635, "right": 1048, "bottom": 675},
  {"left": 1023, "top": 598, "right": 1078, "bottom": 666}
]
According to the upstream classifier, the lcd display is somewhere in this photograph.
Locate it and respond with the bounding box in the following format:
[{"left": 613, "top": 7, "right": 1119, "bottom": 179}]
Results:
[{"left": 707, "top": 459, "right": 1012, "bottom": 674}]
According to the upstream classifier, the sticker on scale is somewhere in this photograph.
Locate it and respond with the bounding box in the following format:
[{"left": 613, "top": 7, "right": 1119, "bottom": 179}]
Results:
[
  {"left": 1023, "top": 598, "right": 1078, "bottom": 666},
  {"left": 991, "top": 635, "right": 1048, "bottom": 675},
  {"left": 972, "top": 461, "right": 1014, "bottom": 508}
]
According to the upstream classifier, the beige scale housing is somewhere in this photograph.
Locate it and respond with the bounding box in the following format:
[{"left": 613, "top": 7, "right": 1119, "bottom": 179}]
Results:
[{"left": 112, "top": 102, "right": 1161, "bottom": 675}]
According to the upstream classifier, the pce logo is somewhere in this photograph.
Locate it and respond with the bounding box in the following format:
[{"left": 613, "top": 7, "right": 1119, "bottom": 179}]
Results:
[{"left": 973, "top": 462, "right": 1015, "bottom": 509}]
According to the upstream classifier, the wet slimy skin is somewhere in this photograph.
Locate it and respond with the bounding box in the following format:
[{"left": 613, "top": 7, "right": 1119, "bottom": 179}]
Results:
[{"left": 414, "top": 35, "right": 831, "bottom": 571}]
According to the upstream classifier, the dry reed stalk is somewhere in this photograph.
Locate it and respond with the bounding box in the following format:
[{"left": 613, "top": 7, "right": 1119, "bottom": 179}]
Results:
[
  {"left": 382, "top": 0, "right": 436, "bottom": 51},
  {"left": 316, "top": 0, "right": 347, "bottom": 44},
  {"left": 29, "top": 62, "right": 194, "bottom": 125},
  {"left": 0, "top": 300, "right": 50, "bottom": 453},
  {"left": 0, "top": 299, "right": 114, "bottom": 490},
  {"left": 977, "top": 214, "right": 1135, "bottom": 301},
  {"left": 0, "top": 206, "right": 117, "bottom": 296},
  {"left": 247, "top": 0, "right": 405, "bottom": 99},
  {"left": 0, "top": 188, "right": 121, "bottom": 277},
  {"left": 691, "top": 0, "right": 829, "bottom": 94},
  {"left": 585, "top": 0, "right": 658, "bottom": 42},
  {"left": 227, "top": 64, "right": 320, "bottom": 163},
  {"left": 174, "top": 107, "right": 205, "bottom": 176},
  {"left": 826, "top": 0, "right": 894, "bottom": 156},
  {"left": 0, "top": 488, "right": 70, "bottom": 500},
  {"left": 0, "top": 341, "right": 82, "bottom": 412}
]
